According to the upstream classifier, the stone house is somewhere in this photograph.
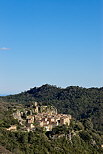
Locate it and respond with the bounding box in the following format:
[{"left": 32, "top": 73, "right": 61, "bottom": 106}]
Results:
[
  {"left": 26, "top": 116, "right": 34, "bottom": 124},
  {"left": 7, "top": 125, "right": 17, "bottom": 131}
]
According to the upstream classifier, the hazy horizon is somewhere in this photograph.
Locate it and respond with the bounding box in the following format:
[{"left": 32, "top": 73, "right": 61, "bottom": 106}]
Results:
[{"left": 0, "top": 83, "right": 102, "bottom": 96}]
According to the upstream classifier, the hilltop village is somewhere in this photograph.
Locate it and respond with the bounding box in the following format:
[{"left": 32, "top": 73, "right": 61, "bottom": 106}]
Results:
[{"left": 7, "top": 102, "right": 72, "bottom": 132}]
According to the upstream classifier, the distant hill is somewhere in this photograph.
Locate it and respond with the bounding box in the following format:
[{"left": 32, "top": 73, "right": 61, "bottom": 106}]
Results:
[{"left": 0, "top": 84, "right": 103, "bottom": 131}]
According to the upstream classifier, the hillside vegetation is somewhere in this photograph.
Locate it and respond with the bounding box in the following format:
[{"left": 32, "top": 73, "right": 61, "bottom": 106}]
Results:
[
  {"left": 1, "top": 84, "right": 103, "bottom": 131},
  {"left": 0, "top": 84, "right": 103, "bottom": 153}
]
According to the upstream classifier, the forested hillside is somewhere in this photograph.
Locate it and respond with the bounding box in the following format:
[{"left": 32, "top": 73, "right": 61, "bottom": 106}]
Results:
[
  {"left": 1, "top": 84, "right": 103, "bottom": 131},
  {"left": 0, "top": 121, "right": 103, "bottom": 154}
]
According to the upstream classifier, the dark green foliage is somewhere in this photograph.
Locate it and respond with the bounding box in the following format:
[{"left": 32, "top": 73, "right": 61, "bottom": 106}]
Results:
[
  {"left": 0, "top": 123, "right": 103, "bottom": 154},
  {"left": 52, "top": 125, "right": 68, "bottom": 135},
  {"left": 0, "top": 110, "right": 19, "bottom": 128},
  {"left": 82, "top": 118, "right": 93, "bottom": 130},
  {"left": 79, "top": 131, "right": 92, "bottom": 141},
  {"left": 1, "top": 84, "right": 103, "bottom": 131},
  {"left": 0, "top": 84, "right": 103, "bottom": 153},
  {"left": 73, "top": 121, "right": 84, "bottom": 131},
  {"left": 0, "top": 110, "right": 102, "bottom": 154}
]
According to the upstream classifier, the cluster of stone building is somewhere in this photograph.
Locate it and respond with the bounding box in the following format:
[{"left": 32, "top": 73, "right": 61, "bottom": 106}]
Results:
[
  {"left": 8, "top": 102, "right": 72, "bottom": 132},
  {"left": 27, "top": 112, "right": 71, "bottom": 131}
]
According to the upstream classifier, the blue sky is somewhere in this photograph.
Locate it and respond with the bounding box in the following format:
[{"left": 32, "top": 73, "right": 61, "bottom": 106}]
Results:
[{"left": 0, "top": 0, "right": 102, "bottom": 94}]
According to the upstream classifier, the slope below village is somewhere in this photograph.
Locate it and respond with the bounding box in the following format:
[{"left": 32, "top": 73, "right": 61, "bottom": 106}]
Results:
[{"left": 0, "top": 84, "right": 103, "bottom": 154}]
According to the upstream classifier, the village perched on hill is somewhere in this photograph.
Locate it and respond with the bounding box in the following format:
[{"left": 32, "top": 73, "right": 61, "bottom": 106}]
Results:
[{"left": 7, "top": 102, "right": 72, "bottom": 132}]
